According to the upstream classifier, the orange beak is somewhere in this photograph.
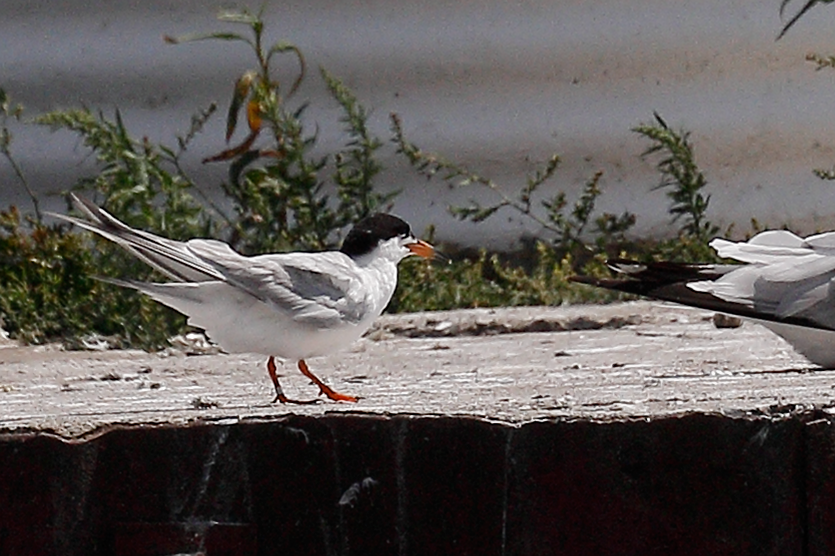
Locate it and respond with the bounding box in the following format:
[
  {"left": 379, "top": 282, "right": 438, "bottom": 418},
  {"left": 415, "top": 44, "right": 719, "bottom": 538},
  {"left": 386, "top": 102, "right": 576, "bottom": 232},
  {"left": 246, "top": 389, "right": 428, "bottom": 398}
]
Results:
[{"left": 407, "top": 239, "right": 436, "bottom": 260}]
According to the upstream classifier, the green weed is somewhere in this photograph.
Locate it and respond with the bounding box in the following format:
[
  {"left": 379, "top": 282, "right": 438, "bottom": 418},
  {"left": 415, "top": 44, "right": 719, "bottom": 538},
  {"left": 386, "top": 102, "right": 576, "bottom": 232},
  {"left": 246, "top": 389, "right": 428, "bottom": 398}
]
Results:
[
  {"left": 0, "top": 7, "right": 728, "bottom": 348},
  {"left": 392, "top": 114, "right": 636, "bottom": 267}
]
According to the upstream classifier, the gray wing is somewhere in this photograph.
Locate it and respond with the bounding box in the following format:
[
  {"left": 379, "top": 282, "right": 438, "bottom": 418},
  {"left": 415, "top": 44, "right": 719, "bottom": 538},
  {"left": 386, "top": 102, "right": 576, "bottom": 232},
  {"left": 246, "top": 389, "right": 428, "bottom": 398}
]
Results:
[
  {"left": 186, "top": 240, "right": 368, "bottom": 328},
  {"left": 49, "top": 194, "right": 368, "bottom": 329}
]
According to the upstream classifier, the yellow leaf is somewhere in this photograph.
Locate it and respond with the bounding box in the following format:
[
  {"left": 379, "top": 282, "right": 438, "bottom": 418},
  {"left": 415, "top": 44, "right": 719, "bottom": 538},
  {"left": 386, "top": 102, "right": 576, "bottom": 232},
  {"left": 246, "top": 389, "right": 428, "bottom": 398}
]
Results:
[
  {"left": 226, "top": 71, "right": 257, "bottom": 143},
  {"left": 246, "top": 99, "right": 262, "bottom": 133}
]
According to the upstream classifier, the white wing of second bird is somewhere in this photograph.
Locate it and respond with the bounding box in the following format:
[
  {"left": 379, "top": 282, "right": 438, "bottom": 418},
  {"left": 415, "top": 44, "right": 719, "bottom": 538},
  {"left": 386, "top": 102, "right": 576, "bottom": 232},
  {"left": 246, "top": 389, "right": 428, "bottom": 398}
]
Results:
[{"left": 571, "top": 229, "right": 835, "bottom": 367}]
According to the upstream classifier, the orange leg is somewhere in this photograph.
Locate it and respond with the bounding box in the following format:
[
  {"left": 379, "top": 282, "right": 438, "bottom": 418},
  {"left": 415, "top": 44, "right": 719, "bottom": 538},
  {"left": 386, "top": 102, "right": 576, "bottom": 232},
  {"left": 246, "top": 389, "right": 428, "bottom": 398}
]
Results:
[
  {"left": 266, "top": 356, "right": 318, "bottom": 404},
  {"left": 298, "top": 359, "right": 358, "bottom": 403}
]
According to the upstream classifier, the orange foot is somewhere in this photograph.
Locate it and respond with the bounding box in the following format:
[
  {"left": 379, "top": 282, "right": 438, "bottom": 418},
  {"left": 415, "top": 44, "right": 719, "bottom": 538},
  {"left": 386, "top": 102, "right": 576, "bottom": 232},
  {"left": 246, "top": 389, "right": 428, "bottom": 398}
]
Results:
[
  {"left": 298, "top": 359, "right": 359, "bottom": 403},
  {"left": 264, "top": 356, "right": 358, "bottom": 403},
  {"left": 266, "top": 356, "right": 318, "bottom": 404}
]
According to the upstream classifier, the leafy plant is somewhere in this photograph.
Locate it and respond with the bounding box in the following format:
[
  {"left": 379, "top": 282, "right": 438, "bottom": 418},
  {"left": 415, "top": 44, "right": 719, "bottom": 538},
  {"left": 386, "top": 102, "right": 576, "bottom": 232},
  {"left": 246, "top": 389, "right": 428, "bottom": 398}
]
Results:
[
  {"left": 806, "top": 52, "right": 835, "bottom": 70},
  {"left": 0, "top": 89, "right": 41, "bottom": 221},
  {"left": 0, "top": 207, "right": 91, "bottom": 343},
  {"left": 35, "top": 107, "right": 213, "bottom": 239},
  {"left": 633, "top": 112, "right": 719, "bottom": 246},
  {"left": 391, "top": 113, "right": 635, "bottom": 264},
  {"left": 167, "top": 6, "right": 396, "bottom": 254},
  {"left": 30, "top": 106, "right": 217, "bottom": 348},
  {"left": 0, "top": 6, "right": 743, "bottom": 347},
  {"left": 0, "top": 206, "right": 184, "bottom": 346},
  {"left": 802, "top": 46, "right": 835, "bottom": 182},
  {"left": 393, "top": 242, "right": 620, "bottom": 313},
  {"left": 777, "top": 0, "right": 834, "bottom": 40},
  {"left": 5, "top": 6, "right": 404, "bottom": 347}
]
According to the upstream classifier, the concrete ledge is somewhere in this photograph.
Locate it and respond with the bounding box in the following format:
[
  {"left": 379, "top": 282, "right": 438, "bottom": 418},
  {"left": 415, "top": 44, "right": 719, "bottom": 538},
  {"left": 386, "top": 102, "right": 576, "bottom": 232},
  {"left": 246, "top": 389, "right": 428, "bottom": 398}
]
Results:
[
  {"left": 2, "top": 301, "right": 835, "bottom": 554},
  {"left": 1, "top": 301, "right": 829, "bottom": 437}
]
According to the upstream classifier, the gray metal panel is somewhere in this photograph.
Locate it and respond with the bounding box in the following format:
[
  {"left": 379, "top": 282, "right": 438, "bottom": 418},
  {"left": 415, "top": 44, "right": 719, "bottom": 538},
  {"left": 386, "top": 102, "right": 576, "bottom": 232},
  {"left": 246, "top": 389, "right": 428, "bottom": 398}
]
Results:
[{"left": 1, "top": 0, "right": 834, "bottom": 247}]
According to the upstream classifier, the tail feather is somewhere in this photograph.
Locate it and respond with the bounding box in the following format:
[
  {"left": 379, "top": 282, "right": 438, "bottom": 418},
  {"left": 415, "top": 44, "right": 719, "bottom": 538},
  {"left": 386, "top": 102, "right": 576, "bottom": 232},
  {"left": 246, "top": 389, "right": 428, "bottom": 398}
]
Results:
[
  {"left": 605, "top": 259, "right": 735, "bottom": 283},
  {"left": 47, "top": 193, "right": 221, "bottom": 282},
  {"left": 571, "top": 259, "right": 835, "bottom": 333}
]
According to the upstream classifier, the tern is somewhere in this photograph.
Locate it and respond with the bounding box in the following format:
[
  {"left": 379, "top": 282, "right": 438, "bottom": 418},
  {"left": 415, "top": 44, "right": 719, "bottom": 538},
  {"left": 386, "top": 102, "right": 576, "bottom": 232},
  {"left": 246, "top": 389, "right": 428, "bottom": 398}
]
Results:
[
  {"left": 571, "top": 230, "right": 835, "bottom": 367},
  {"left": 50, "top": 194, "right": 436, "bottom": 403}
]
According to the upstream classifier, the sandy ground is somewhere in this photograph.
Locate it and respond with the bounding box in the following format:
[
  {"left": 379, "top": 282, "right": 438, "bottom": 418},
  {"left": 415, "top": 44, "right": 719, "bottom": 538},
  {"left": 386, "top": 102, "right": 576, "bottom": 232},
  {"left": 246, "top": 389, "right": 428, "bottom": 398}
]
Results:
[{"left": 0, "top": 301, "right": 832, "bottom": 439}]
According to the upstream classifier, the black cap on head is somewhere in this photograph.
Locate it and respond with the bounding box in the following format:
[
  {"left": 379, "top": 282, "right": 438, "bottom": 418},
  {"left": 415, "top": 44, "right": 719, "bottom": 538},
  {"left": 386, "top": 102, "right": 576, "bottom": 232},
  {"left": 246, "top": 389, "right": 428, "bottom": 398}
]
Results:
[{"left": 340, "top": 213, "right": 411, "bottom": 258}]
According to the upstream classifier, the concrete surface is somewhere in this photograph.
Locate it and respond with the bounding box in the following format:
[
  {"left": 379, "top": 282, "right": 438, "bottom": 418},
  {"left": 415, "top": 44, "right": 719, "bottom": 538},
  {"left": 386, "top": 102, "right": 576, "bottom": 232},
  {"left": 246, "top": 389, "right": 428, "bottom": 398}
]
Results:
[
  {"left": 0, "top": 301, "right": 829, "bottom": 438},
  {"left": 4, "top": 302, "right": 835, "bottom": 555}
]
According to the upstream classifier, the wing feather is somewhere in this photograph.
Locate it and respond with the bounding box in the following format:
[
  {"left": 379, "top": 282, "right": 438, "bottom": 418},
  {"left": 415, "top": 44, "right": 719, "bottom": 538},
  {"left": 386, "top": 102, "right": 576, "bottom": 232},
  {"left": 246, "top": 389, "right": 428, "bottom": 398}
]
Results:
[
  {"left": 51, "top": 194, "right": 372, "bottom": 331},
  {"left": 186, "top": 241, "right": 367, "bottom": 328},
  {"left": 699, "top": 234, "right": 835, "bottom": 323}
]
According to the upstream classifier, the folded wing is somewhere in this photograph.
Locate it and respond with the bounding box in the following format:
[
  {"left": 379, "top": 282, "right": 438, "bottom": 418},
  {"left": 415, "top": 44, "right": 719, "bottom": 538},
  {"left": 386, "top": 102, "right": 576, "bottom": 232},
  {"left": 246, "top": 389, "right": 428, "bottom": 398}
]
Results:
[
  {"left": 695, "top": 231, "right": 835, "bottom": 325},
  {"left": 50, "top": 194, "right": 368, "bottom": 330},
  {"left": 186, "top": 239, "right": 368, "bottom": 328}
]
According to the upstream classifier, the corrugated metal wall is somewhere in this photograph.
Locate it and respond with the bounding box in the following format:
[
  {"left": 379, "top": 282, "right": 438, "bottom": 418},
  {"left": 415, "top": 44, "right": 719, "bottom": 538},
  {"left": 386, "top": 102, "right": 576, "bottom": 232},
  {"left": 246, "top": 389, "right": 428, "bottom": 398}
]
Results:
[{"left": 2, "top": 0, "right": 835, "bottom": 248}]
